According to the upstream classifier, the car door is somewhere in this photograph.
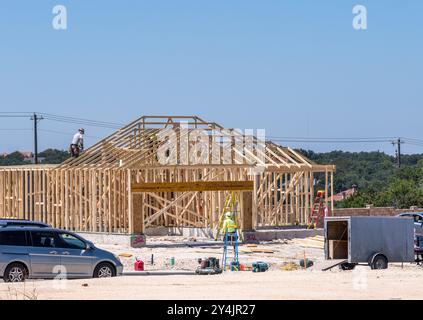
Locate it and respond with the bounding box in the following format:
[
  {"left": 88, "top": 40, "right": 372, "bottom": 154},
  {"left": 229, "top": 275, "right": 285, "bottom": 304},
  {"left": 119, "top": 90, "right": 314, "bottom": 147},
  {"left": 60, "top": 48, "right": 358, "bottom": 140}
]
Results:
[
  {"left": 0, "top": 230, "right": 30, "bottom": 273},
  {"left": 56, "top": 232, "right": 95, "bottom": 278},
  {"left": 28, "top": 230, "right": 62, "bottom": 278}
]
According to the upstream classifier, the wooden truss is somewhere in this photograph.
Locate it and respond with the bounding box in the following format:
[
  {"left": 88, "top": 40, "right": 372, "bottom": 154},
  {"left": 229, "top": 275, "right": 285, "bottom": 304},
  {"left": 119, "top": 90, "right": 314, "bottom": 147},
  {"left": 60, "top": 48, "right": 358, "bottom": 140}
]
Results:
[{"left": 0, "top": 115, "right": 335, "bottom": 234}]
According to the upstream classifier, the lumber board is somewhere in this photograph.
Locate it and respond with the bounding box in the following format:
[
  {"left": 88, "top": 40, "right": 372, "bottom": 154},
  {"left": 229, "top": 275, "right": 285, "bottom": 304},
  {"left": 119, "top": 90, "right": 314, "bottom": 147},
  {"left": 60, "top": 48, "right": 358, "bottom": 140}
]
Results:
[{"left": 132, "top": 181, "right": 254, "bottom": 193}]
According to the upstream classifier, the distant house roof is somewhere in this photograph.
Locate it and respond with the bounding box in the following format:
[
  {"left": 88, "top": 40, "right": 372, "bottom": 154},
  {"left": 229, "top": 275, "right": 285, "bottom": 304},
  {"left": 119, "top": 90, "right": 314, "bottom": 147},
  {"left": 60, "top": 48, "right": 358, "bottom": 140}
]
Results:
[
  {"left": 330, "top": 188, "right": 356, "bottom": 202},
  {"left": 20, "top": 151, "right": 33, "bottom": 158}
]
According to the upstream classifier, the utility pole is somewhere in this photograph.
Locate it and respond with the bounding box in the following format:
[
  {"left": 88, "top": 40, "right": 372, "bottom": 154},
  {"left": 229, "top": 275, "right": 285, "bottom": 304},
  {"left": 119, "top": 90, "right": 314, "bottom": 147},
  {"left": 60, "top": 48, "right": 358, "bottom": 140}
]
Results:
[
  {"left": 30, "top": 113, "right": 43, "bottom": 164},
  {"left": 392, "top": 138, "right": 404, "bottom": 168}
]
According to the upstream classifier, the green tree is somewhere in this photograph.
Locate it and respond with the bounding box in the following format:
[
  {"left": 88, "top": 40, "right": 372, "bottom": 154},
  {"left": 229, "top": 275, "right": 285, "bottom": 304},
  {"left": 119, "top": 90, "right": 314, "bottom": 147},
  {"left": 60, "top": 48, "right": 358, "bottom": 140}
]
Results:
[
  {"left": 381, "top": 179, "right": 423, "bottom": 209},
  {"left": 39, "top": 149, "right": 69, "bottom": 164}
]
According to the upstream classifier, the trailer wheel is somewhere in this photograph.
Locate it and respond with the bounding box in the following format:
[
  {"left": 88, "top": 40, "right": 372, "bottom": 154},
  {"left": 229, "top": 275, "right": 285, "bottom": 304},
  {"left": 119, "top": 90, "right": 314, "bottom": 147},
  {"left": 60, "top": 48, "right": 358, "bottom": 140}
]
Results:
[
  {"left": 370, "top": 254, "right": 388, "bottom": 270},
  {"left": 339, "top": 263, "right": 356, "bottom": 271}
]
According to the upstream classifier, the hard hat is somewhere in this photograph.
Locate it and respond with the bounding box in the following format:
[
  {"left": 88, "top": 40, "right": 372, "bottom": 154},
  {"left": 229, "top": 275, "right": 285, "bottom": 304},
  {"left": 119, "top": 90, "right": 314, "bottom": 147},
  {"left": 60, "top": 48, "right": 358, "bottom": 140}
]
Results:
[
  {"left": 225, "top": 212, "right": 232, "bottom": 218},
  {"left": 79, "top": 128, "right": 85, "bottom": 134}
]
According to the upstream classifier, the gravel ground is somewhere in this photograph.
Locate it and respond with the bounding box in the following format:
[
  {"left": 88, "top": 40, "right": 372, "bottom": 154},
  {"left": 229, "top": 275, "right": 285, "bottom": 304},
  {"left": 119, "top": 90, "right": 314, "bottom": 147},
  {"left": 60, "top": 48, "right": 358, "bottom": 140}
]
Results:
[{"left": 102, "top": 236, "right": 324, "bottom": 272}]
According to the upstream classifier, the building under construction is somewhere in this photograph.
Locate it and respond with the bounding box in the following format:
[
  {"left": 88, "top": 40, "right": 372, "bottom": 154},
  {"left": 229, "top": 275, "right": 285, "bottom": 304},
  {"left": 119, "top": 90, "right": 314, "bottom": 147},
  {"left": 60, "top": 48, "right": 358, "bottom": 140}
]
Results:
[{"left": 0, "top": 116, "right": 335, "bottom": 236}]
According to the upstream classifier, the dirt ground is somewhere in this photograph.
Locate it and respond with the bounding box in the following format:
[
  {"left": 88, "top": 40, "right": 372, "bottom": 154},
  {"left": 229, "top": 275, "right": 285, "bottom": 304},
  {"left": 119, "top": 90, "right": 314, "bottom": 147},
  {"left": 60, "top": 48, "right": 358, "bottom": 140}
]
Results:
[{"left": 1, "top": 236, "right": 423, "bottom": 300}]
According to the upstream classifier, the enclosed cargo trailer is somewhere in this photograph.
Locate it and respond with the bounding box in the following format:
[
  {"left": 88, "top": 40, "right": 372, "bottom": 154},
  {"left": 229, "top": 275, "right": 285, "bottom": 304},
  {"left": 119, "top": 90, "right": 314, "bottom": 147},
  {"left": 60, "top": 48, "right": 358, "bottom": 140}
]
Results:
[{"left": 324, "top": 216, "right": 415, "bottom": 270}]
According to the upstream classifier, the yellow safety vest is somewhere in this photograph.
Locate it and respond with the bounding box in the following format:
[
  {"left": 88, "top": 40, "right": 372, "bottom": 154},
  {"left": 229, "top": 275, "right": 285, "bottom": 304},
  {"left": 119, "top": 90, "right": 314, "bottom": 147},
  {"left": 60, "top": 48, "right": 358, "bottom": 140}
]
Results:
[{"left": 223, "top": 218, "right": 236, "bottom": 233}]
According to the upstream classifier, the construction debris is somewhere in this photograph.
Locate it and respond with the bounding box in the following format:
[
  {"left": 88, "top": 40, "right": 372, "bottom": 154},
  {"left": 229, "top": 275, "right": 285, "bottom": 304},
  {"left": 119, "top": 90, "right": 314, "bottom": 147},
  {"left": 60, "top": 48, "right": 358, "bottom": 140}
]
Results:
[
  {"left": 250, "top": 248, "right": 275, "bottom": 254},
  {"left": 291, "top": 236, "right": 325, "bottom": 249},
  {"left": 239, "top": 246, "right": 276, "bottom": 254},
  {"left": 281, "top": 263, "right": 300, "bottom": 271}
]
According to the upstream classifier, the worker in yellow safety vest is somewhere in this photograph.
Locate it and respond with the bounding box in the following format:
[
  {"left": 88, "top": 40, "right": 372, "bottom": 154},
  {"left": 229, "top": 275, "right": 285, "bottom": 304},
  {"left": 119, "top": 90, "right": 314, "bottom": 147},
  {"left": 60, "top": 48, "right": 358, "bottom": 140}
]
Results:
[{"left": 222, "top": 212, "right": 237, "bottom": 246}]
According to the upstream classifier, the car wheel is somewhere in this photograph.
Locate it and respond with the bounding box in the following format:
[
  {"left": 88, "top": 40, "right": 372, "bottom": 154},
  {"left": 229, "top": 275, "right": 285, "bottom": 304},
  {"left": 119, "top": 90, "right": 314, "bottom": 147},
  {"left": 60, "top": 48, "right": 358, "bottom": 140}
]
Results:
[
  {"left": 4, "top": 263, "right": 28, "bottom": 283},
  {"left": 371, "top": 254, "right": 388, "bottom": 270},
  {"left": 93, "top": 262, "right": 116, "bottom": 278}
]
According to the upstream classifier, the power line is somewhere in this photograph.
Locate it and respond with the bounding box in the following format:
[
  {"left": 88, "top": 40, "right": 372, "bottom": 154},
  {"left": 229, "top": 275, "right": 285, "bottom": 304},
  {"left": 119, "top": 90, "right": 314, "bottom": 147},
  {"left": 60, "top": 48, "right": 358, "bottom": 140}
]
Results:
[
  {"left": 267, "top": 136, "right": 397, "bottom": 140},
  {"left": 40, "top": 112, "right": 123, "bottom": 125},
  {"left": 39, "top": 113, "right": 123, "bottom": 129},
  {"left": 401, "top": 138, "right": 423, "bottom": 144},
  {"left": 39, "top": 129, "right": 102, "bottom": 139},
  {"left": 403, "top": 141, "right": 423, "bottom": 147},
  {"left": 0, "top": 113, "right": 43, "bottom": 163},
  {"left": 0, "top": 128, "right": 32, "bottom": 131},
  {"left": 0, "top": 114, "right": 33, "bottom": 118},
  {"left": 269, "top": 138, "right": 393, "bottom": 143}
]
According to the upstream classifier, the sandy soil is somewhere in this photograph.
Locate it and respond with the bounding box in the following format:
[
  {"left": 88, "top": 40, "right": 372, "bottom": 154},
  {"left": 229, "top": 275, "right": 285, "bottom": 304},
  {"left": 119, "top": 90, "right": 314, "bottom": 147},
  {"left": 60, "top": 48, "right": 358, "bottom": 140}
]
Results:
[
  {"left": 1, "top": 267, "right": 423, "bottom": 300},
  {"left": 1, "top": 237, "right": 423, "bottom": 300}
]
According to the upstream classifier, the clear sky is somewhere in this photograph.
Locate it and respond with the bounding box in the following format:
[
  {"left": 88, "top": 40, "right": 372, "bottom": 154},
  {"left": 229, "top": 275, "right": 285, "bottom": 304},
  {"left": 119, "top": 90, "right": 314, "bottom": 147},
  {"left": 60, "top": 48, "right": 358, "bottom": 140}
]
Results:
[{"left": 0, "top": 1, "right": 422, "bottom": 155}]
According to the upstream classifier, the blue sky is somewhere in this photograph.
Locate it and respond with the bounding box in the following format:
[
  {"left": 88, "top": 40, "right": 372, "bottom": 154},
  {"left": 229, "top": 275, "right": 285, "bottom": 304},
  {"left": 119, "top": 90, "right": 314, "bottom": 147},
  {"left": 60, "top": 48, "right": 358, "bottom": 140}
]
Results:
[{"left": 0, "top": 1, "right": 422, "bottom": 154}]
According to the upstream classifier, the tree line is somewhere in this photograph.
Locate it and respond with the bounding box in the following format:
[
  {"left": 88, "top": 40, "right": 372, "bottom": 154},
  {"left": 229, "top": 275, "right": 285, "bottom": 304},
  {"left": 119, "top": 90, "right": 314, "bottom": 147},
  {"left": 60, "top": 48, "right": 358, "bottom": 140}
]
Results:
[{"left": 300, "top": 150, "right": 423, "bottom": 209}]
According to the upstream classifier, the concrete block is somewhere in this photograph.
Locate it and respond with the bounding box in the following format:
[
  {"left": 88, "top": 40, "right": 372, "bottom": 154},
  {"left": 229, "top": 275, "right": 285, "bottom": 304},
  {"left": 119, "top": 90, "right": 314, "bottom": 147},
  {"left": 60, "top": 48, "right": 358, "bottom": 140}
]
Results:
[{"left": 130, "top": 234, "right": 147, "bottom": 248}]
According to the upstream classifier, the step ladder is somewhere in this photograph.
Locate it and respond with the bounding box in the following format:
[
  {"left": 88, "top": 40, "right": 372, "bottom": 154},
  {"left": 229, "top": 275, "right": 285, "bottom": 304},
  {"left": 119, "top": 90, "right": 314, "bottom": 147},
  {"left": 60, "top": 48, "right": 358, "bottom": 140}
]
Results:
[
  {"left": 222, "top": 229, "right": 240, "bottom": 272},
  {"left": 215, "top": 191, "right": 243, "bottom": 241},
  {"left": 308, "top": 190, "right": 326, "bottom": 229}
]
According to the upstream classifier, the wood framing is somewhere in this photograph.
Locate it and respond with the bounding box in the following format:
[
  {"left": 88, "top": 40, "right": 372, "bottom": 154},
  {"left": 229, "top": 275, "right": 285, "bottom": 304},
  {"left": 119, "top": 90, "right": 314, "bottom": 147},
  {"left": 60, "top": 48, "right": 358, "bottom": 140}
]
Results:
[
  {"left": 131, "top": 181, "right": 254, "bottom": 193},
  {"left": 0, "top": 115, "right": 336, "bottom": 234}
]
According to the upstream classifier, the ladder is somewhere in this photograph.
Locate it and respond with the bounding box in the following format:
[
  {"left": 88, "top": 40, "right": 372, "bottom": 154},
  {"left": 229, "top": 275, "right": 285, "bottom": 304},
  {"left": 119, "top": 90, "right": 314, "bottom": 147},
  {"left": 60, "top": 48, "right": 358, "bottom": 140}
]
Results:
[
  {"left": 215, "top": 191, "right": 243, "bottom": 241},
  {"left": 222, "top": 229, "right": 240, "bottom": 271},
  {"left": 308, "top": 190, "right": 326, "bottom": 229}
]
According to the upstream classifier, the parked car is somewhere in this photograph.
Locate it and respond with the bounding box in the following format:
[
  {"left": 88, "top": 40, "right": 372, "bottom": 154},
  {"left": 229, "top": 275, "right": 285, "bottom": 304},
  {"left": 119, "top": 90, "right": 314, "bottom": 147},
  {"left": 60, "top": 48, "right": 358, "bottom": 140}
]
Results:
[
  {"left": 0, "top": 226, "right": 123, "bottom": 282},
  {"left": 0, "top": 219, "right": 51, "bottom": 228},
  {"left": 397, "top": 212, "right": 423, "bottom": 236}
]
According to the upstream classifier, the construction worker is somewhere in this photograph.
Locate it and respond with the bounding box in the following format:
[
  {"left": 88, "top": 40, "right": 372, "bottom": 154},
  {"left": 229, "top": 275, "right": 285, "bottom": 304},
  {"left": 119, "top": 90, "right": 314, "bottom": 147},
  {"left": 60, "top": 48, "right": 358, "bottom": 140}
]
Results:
[
  {"left": 70, "top": 128, "right": 85, "bottom": 158},
  {"left": 222, "top": 212, "right": 237, "bottom": 246}
]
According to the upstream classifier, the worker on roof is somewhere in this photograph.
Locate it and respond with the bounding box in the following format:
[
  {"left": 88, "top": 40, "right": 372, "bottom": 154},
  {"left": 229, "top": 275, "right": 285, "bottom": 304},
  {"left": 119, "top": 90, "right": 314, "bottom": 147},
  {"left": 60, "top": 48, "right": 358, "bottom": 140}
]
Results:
[
  {"left": 70, "top": 128, "right": 85, "bottom": 158},
  {"left": 222, "top": 212, "right": 237, "bottom": 246}
]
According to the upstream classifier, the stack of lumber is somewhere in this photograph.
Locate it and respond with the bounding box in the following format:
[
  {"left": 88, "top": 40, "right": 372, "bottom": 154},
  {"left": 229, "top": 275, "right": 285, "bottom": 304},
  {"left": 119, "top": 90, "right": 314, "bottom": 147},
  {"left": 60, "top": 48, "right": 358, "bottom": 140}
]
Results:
[
  {"left": 290, "top": 235, "right": 325, "bottom": 249},
  {"left": 240, "top": 246, "right": 275, "bottom": 254}
]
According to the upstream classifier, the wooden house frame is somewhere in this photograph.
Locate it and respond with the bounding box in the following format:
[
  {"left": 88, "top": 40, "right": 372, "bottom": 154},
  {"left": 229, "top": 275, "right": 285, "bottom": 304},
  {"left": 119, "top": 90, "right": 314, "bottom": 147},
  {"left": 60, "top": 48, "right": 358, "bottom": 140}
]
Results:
[{"left": 0, "top": 116, "right": 335, "bottom": 235}]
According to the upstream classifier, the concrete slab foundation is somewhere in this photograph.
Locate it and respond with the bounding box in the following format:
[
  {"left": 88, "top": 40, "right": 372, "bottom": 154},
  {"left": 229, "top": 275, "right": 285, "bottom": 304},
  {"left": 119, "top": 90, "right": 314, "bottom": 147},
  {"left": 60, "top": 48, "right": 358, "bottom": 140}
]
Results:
[
  {"left": 243, "top": 228, "right": 324, "bottom": 243},
  {"left": 144, "top": 227, "right": 215, "bottom": 238},
  {"left": 77, "top": 227, "right": 323, "bottom": 248},
  {"left": 77, "top": 232, "right": 146, "bottom": 247}
]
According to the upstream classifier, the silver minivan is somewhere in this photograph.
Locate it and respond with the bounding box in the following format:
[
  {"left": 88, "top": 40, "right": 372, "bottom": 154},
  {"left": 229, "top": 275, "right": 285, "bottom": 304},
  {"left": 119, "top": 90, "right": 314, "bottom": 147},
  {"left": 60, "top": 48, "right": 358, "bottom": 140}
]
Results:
[{"left": 0, "top": 226, "right": 123, "bottom": 282}]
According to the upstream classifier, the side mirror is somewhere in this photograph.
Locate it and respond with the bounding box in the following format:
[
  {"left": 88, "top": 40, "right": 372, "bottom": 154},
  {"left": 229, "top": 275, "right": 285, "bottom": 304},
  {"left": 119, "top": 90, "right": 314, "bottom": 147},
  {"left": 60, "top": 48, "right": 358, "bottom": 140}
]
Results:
[{"left": 85, "top": 242, "right": 94, "bottom": 250}]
